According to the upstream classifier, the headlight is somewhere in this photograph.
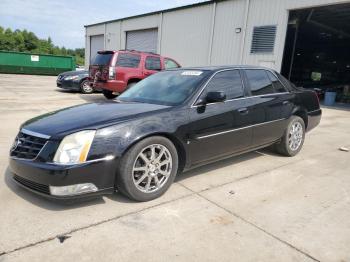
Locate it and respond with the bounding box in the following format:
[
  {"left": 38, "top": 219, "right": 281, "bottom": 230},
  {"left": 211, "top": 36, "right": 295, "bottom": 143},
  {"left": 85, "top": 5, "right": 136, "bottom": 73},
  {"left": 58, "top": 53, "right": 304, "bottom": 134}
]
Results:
[
  {"left": 64, "top": 75, "right": 79, "bottom": 80},
  {"left": 53, "top": 130, "right": 96, "bottom": 165}
]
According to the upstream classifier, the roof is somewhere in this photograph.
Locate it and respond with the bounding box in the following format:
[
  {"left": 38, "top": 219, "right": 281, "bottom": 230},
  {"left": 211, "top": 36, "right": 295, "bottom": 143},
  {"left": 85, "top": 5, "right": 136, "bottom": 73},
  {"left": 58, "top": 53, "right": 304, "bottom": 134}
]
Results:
[
  {"left": 84, "top": 0, "right": 216, "bottom": 27},
  {"left": 174, "top": 65, "right": 274, "bottom": 71}
]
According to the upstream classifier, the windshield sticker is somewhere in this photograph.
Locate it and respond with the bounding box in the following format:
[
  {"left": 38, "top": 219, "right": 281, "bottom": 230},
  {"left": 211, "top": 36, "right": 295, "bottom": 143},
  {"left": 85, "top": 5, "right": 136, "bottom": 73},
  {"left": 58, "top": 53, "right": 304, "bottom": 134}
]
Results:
[{"left": 181, "top": 71, "right": 203, "bottom": 76}]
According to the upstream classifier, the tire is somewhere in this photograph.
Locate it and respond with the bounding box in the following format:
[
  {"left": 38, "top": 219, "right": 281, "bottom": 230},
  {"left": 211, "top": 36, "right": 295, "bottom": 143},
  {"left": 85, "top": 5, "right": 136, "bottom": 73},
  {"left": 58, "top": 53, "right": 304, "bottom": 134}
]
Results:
[
  {"left": 116, "top": 136, "right": 178, "bottom": 202},
  {"left": 274, "top": 116, "right": 305, "bottom": 157},
  {"left": 102, "top": 89, "right": 117, "bottom": 99},
  {"left": 80, "top": 79, "right": 94, "bottom": 94}
]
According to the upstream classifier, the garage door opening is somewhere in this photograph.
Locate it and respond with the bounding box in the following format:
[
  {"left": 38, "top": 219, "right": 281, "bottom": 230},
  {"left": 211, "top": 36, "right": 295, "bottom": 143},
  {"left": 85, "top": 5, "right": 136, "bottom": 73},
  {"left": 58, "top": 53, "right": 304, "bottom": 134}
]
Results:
[
  {"left": 90, "top": 35, "right": 104, "bottom": 63},
  {"left": 281, "top": 3, "right": 350, "bottom": 106},
  {"left": 126, "top": 28, "right": 158, "bottom": 54}
]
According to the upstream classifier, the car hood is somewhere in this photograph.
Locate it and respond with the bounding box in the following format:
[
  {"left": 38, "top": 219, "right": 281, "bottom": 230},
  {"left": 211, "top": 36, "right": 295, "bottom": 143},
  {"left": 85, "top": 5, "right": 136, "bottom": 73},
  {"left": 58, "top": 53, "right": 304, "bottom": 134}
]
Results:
[
  {"left": 21, "top": 101, "right": 170, "bottom": 139},
  {"left": 59, "top": 70, "right": 88, "bottom": 77}
]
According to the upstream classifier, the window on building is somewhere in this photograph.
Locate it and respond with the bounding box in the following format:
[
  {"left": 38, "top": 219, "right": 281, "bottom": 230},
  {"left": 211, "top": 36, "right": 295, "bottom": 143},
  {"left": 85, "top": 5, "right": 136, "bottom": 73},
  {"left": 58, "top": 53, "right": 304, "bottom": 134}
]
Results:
[
  {"left": 145, "top": 56, "right": 161, "bottom": 71},
  {"left": 266, "top": 71, "right": 287, "bottom": 93},
  {"left": 116, "top": 53, "right": 141, "bottom": 68},
  {"left": 164, "top": 58, "right": 179, "bottom": 69},
  {"left": 245, "top": 69, "right": 275, "bottom": 96},
  {"left": 204, "top": 70, "right": 244, "bottom": 100}
]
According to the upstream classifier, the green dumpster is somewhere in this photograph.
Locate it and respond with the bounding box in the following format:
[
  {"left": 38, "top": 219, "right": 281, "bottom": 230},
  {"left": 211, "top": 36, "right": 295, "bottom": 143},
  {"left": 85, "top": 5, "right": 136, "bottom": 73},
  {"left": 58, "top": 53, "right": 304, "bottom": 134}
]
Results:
[{"left": 0, "top": 51, "right": 76, "bottom": 76}]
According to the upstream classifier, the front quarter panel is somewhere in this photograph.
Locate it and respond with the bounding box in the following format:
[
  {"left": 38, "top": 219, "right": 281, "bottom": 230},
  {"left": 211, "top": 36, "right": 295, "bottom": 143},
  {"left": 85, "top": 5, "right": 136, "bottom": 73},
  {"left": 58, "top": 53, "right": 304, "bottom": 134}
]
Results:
[{"left": 87, "top": 108, "right": 189, "bottom": 162}]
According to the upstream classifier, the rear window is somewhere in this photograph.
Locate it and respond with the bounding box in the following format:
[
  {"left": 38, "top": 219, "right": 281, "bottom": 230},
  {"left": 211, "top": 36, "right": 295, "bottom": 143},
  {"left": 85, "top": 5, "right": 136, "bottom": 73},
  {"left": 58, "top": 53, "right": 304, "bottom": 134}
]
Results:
[
  {"left": 245, "top": 69, "right": 274, "bottom": 96},
  {"left": 266, "top": 71, "right": 287, "bottom": 93},
  {"left": 91, "top": 53, "right": 113, "bottom": 65},
  {"left": 116, "top": 53, "right": 141, "bottom": 68}
]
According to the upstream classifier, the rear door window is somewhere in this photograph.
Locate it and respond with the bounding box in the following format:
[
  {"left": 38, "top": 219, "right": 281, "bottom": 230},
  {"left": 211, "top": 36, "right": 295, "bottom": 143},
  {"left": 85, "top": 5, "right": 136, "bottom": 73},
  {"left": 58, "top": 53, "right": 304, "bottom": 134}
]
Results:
[
  {"left": 116, "top": 53, "right": 141, "bottom": 68},
  {"left": 266, "top": 71, "right": 287, "bottom": 93},
  {"left": 204, "top": 70, "right": 244, "bottom": 100},
  {"left": 145, "top": 56, "right": 161, "bottom": 71},
  {"left": 164, "top": 58, "right": 179, "bottom": 69},
  {"left": 245, "top": 69, "right": 275, "bottom": 96}
]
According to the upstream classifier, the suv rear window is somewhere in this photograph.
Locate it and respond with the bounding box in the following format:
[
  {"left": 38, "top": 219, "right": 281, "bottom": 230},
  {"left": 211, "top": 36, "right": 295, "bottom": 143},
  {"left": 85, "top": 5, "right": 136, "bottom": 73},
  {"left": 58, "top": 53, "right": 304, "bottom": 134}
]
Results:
[
  {"left": 116, "top": 53, "right": 141, "bottom": 68},
  {"left": 92, "top": 53, "right": 113, "bottom": 65}
]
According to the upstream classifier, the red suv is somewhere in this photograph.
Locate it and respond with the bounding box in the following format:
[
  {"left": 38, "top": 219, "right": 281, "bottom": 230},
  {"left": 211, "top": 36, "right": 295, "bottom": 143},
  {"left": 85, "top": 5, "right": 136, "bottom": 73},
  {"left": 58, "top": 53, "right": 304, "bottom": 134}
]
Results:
[{"left": 89, "top": 50, "right": 181, "bottom": 99}]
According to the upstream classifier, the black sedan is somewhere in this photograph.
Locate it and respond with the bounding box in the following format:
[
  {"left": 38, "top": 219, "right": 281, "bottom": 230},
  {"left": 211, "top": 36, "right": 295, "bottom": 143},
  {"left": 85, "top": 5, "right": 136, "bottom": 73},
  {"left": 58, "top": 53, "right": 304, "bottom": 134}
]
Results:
[
  {"left": 57, "top": 70, "right": 94, "bottom": 94},
  {"left": 9, "top": 66, "right": 321, "bottom": 201}
]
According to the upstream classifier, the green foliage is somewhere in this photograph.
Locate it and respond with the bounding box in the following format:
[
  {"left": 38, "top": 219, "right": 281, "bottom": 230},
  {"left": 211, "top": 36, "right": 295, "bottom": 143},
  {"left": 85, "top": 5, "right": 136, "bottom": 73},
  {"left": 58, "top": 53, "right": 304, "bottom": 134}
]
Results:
[{"left": 0, "top": 26, "right": 85, "bottom": 65}]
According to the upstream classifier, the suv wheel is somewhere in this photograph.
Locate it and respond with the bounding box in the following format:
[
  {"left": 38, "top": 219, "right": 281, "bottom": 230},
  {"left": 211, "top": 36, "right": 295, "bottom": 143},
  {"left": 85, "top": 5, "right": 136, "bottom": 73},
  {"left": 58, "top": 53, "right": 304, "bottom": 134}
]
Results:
[
  {"left": 80, "top": 79, "right": 93, "bottom": 94},
  {"left": 102, "top": 89, "right": 118, "bottom": 99},
  {"left": 274, "top": 116, "right": 305, "bottom": 157},
  {"left": 116, "top": 136, "right": 178, "bottom": 201}
]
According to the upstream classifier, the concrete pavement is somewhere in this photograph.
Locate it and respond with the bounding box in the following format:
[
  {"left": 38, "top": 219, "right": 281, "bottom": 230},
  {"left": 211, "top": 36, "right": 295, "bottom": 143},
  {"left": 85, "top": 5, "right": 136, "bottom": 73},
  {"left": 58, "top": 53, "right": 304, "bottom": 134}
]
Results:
[{"left": 0, "top": 74, "right": 349, "bottom": 261}]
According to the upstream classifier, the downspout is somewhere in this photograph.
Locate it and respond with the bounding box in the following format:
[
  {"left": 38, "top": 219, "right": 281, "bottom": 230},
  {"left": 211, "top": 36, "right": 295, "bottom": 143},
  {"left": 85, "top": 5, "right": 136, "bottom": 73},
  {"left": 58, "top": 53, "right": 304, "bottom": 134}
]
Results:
[
  {"left": 208, "top": 1, "right": 216, "bottom": 65},
  {"left": 240, "top": 0, "right": 250, "bottom": 64},
  {"left": 158, "top": 12, "right": 163, "bottom": 54},
  {"left": 104, "top": 23, "right": 107, "bottom": 49}
]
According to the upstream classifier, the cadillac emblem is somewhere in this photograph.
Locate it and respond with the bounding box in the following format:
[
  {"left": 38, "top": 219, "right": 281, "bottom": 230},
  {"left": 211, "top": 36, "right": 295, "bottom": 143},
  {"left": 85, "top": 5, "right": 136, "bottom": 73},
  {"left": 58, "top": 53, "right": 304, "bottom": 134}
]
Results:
[{"left": 11, "top": 137, "right": 21, "bottom": 152}]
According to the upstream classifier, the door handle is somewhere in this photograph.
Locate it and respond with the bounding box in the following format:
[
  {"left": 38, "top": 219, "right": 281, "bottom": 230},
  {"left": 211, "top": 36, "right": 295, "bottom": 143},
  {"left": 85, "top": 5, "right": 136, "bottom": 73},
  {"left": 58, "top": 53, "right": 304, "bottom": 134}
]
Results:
[
  {"left": 238, "top": 108, "right": 249, "bottom": 115},
  {"left": 283, "top": 100, "right": 290, "bottom": 105}
]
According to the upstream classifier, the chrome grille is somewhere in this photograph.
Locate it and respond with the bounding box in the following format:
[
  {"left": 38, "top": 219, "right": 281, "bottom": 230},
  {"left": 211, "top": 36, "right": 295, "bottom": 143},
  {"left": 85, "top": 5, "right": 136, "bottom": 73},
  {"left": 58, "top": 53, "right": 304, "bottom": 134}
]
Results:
[{"left": 10, "top": 131, "right": 47, "bottom": 160}]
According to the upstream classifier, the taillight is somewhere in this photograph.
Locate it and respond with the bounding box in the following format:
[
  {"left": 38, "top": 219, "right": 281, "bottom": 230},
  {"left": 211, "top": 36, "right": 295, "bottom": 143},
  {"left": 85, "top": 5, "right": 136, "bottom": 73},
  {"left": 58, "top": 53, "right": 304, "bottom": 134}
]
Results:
[{"left": 109, "top": 66, "right": 115, "bottom": 80}]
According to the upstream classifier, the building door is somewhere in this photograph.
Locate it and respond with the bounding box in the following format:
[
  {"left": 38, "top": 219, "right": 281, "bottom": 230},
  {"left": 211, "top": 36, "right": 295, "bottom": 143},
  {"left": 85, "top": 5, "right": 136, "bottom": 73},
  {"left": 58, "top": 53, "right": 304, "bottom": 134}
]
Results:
[
  {"left": 126, "top": 29, "right": 158, "bottom": 53},
  {"left": 90, "top": 35, "right": 104, "bottom": 63}
]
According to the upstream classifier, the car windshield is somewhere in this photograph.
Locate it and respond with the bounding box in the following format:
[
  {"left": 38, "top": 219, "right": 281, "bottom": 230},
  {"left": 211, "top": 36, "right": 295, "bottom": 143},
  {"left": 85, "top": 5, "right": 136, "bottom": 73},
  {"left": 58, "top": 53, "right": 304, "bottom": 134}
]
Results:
[
  {"left": 92, "top": 53, "right": 113, "bottom": 65},
  {"left": 118, "top": 70, "right": 210, "bottom": 106}
]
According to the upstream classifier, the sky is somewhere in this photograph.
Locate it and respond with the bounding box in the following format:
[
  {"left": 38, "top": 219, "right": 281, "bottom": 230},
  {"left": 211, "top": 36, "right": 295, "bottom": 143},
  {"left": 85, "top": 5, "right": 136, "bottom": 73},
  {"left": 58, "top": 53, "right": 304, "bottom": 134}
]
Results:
[{"left": 0, "top": 0, "right": 208, "bottom": 49}]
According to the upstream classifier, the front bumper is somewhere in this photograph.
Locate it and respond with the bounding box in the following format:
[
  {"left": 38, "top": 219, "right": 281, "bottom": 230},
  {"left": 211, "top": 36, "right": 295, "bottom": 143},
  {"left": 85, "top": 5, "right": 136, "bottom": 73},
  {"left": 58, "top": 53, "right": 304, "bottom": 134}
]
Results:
[
  {"left": 9, "top": 157, "right": 117, "bottom": 199},
  {"left": 56, "top": 79, "right": 81, "bottom": 91}
]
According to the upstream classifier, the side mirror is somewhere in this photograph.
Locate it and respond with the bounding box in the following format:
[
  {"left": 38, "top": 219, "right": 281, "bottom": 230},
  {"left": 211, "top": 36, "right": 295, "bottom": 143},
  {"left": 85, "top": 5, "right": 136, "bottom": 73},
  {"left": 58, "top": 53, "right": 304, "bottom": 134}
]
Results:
[{"left": 206, "top": 91, "right": 226, "bottom": 103}]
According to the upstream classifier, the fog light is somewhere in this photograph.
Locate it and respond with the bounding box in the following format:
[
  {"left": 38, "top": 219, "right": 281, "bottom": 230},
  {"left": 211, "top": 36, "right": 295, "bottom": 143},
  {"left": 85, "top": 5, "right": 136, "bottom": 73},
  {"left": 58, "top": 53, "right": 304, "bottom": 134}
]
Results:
[{"left": 49, "top": 183, "right": 98, "bottom": 196}]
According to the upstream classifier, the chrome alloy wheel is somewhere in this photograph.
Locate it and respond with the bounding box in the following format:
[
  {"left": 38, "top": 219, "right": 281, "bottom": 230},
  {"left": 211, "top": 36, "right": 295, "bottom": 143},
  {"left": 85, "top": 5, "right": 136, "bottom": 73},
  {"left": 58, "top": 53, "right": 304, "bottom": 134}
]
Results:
[
  {"left": 132, "top": 144, "right": 172, "bottom": 193},
  {"left": 288, "top": 122, "right": 303, "bottom": 151},
  {"left": 82, "top": 81, "right": 93, "bottom": 93}
]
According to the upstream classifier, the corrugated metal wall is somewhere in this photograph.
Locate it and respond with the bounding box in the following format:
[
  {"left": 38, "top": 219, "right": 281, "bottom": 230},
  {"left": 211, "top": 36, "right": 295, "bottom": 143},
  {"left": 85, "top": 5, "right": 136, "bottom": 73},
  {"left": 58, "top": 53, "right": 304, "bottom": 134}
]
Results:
[{"left": 85, "top": 0, "right": 350, "bottom": 71}]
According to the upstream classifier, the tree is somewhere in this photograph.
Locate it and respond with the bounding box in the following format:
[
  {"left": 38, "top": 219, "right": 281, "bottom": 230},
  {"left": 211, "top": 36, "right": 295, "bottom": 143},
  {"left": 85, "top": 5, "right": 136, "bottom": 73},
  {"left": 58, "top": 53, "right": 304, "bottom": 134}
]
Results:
[{"left": 0, "top": 26, "right": 85, "bottom": 65}]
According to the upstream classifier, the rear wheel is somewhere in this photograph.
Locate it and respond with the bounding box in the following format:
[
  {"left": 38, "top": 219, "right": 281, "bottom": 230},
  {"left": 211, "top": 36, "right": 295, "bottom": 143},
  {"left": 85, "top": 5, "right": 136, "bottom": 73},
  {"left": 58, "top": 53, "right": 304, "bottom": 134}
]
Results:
[
  {"left": 274, "top": 116, "right": 305, "bottom": 156},
  {"left": 116, "top": 136, "right": 178, "bottom": 202},
  {"left": 102, "top": 89, "right": 118, "bottom": 99},
  {"left": 80, "top": 79, "right": 94, "bottom": 94}
]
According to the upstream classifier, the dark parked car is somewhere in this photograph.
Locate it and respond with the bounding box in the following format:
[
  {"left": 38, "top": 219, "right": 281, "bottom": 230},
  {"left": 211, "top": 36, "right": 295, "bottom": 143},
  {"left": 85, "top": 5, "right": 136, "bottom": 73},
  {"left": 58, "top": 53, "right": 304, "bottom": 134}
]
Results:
[
  {"left": 89, "top": 50, "right": 180, "bottom": 99},
  {"left": 9, "top": 66, "right": 321, "bottom": 201},
  {"left": 57, "top": 70, "right": 94, "bottom": 94}
]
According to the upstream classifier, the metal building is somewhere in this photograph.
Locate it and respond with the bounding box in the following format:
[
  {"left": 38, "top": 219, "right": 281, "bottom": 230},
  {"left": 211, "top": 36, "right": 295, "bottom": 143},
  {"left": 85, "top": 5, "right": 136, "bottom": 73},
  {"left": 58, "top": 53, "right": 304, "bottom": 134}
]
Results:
[{"left": 85, "top": 0, "right": 350, "bottom": 91}]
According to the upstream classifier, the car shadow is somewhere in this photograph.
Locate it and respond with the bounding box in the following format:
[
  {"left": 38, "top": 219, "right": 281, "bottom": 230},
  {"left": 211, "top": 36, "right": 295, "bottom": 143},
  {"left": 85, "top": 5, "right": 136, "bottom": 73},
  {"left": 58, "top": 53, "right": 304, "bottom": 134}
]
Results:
[
  {"left": 4, "top": 147, "right": 280, "bottom": 210},
  {"left": 175, "top": 151, "right": 264, "bottom": 183}
]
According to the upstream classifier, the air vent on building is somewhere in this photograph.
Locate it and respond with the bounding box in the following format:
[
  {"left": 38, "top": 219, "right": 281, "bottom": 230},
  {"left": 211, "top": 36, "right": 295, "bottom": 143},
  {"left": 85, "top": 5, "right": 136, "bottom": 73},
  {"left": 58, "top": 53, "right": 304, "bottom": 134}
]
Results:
[{"left": 251, "top": 25, "right": 277, "bottom": 53}]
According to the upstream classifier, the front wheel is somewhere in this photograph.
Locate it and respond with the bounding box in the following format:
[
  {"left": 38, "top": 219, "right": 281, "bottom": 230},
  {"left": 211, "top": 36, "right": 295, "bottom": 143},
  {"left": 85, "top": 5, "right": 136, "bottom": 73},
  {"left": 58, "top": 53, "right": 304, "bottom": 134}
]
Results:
[
  {"left": 80, "top": 79, "right": 94, "bottom": 94},
  {"left": 274, "top": 116, "right": 305, "bottom": 157},
  {"left": 102, "top": 89, "right": 118, "bottom": 99},
  {"left": 116, "top": 136, "right": 178, "bottom": 201}
]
